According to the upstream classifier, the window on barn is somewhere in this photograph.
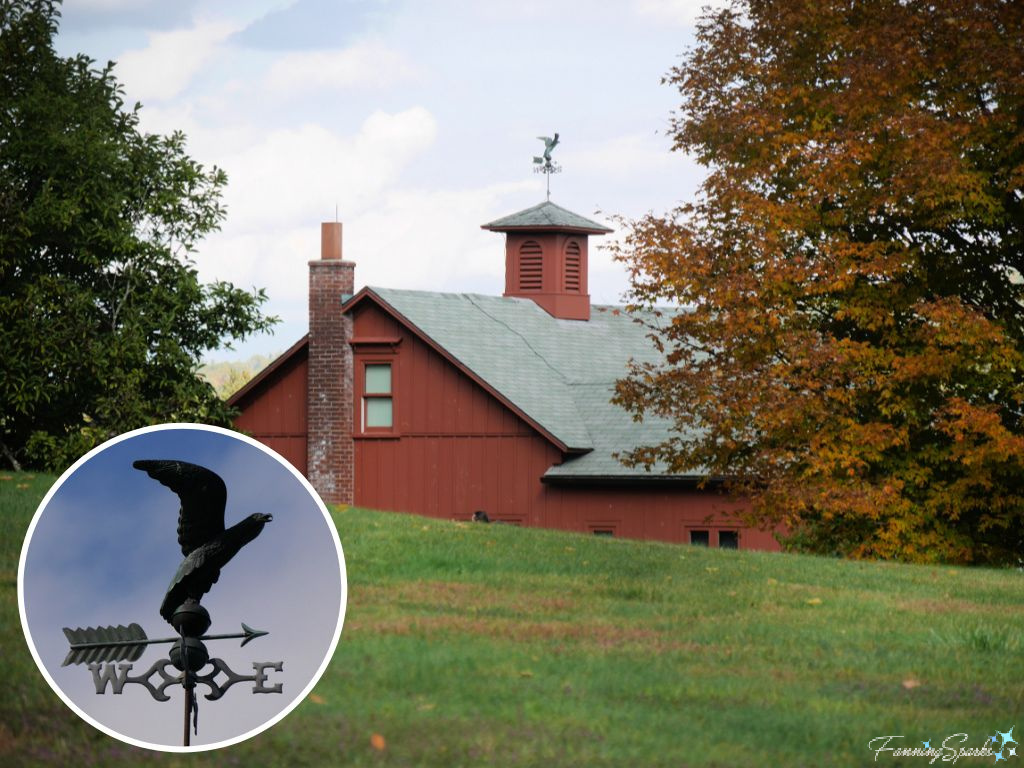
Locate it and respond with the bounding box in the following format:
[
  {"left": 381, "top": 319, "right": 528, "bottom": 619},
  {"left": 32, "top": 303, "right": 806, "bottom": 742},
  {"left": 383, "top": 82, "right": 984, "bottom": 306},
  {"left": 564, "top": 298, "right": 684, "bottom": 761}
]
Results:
[
  {"left": 718, "top": 530, "right": 739, "bottom": 549},
  {"left": 689, "top": 530, "right": 709, "bottom": 547},
  {"left": 363, "top": 363, "right": 392, "bottom": 429},
  {"left": 592, "top": 529, "right": 614, "bottom": 537}
]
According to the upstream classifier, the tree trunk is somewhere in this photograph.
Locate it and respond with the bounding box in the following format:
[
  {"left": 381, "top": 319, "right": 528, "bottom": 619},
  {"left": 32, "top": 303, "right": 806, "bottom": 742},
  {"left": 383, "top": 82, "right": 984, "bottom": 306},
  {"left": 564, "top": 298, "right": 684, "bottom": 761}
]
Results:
[{"left": 0, "top": 438, "right": 23, "bottom": 472}]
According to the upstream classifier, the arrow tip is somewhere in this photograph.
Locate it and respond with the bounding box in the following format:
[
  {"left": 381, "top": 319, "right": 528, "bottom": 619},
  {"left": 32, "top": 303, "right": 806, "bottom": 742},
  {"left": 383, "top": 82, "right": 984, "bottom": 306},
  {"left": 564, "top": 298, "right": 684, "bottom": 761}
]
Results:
[{"left": 239, "top": 623, "right": 269, "bottom": 647}]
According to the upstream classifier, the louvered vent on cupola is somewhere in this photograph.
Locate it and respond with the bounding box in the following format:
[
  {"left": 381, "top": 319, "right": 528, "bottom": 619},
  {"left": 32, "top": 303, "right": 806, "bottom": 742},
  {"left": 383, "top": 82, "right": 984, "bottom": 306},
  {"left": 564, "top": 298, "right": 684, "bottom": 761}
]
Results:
[
  {"left": 519, "top": 240, "right": 543, "bottom": 291},
  {"left": 564, "top": 240, "right": 581, "bottom": 293}
]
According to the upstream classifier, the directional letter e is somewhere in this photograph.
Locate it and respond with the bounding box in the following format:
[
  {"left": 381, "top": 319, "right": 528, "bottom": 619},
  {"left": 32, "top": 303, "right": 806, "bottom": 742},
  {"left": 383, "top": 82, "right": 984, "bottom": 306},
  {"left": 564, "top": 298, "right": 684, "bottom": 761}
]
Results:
[{"left": 252, "top": 661, "right": 283, "bottom": 694}]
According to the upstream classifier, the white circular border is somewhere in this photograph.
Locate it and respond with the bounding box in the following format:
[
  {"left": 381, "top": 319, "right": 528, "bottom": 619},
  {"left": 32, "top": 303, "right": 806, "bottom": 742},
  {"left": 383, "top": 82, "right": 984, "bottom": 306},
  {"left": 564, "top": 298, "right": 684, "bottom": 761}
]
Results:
[{"left": 16, "top": 423, "right": 348, "bottom": 753}]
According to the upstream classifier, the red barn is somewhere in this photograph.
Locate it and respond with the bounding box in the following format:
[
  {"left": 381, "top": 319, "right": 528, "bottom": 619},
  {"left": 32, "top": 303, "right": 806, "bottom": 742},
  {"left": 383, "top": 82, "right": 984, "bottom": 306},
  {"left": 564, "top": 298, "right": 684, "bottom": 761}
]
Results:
[{"left": 230, "top": 201, "right": 780, "bottom": 551}]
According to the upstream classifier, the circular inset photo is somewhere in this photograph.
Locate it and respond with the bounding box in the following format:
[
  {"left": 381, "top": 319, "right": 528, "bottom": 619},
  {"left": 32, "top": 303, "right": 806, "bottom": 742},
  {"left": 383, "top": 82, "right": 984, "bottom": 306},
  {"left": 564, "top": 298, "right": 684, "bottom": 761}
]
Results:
[{"left": 18, "top": 424, "right": 347, "bottom": 751}]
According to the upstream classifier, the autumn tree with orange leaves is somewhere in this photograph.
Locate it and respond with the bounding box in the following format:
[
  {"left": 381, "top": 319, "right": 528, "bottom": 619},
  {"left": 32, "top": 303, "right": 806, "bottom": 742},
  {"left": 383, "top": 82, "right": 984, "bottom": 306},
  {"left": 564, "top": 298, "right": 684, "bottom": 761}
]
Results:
[{"left": 613, "top": 0, "right": 1024, "bottom": 563}]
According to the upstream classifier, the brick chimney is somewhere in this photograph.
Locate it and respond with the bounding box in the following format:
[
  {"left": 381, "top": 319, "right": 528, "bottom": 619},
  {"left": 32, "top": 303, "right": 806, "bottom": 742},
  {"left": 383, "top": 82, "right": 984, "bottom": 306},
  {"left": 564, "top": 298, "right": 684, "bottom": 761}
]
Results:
[
  {"left": 307, "top": 222, "right": 355, "bottom": 505},
  {"left": 481, "top": 200, "right": 612, "bottom": 321}
]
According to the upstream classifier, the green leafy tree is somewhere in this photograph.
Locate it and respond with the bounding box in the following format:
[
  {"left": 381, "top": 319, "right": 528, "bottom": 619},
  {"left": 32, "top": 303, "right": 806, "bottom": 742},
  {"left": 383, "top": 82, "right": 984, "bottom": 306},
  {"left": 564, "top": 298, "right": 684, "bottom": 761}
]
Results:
[
  {"left": 612, "top": 0, "right": 1024, "bottom": 563},
  {"left": 0, "top": 0, "right": 277, "bottom": 470}
]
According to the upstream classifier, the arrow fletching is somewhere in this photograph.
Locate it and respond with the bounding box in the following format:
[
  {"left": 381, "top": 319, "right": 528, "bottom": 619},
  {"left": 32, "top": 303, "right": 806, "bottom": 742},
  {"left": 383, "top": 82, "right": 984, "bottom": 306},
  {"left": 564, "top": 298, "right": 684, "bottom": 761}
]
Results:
[{"left": 62, "top": 623, "right": 148, "bottom": 666}]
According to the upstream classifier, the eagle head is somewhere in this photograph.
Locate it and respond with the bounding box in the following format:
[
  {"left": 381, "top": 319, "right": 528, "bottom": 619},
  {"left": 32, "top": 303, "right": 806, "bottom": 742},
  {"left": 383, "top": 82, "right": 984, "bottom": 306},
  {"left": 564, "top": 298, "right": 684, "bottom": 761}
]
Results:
[{"left": 225, "top": 512, "right": 273, "bottom": 548}]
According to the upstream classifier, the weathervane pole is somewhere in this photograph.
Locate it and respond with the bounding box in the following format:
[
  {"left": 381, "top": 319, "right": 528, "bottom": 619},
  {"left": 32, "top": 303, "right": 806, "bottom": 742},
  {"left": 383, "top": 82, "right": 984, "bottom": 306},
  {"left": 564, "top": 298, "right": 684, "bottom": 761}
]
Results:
[
  {"left": 169, "top": 600, "right": 211, "bottom": 747},
  {"left": 183, "top": 678, "right": 192, "bottom": 747}
]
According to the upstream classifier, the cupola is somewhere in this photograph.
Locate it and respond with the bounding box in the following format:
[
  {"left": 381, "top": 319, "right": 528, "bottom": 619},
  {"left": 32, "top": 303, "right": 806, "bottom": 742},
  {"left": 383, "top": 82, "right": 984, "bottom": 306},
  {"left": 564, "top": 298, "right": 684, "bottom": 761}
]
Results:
[{"left": 481, "top": 200, "right": 612, "bottom": 321}]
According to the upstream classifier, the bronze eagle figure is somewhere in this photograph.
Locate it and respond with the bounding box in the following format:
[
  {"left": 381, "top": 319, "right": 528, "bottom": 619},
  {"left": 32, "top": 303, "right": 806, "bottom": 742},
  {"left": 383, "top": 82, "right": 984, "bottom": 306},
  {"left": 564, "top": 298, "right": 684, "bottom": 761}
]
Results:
[
  {"left": 133, "top": 460, "right": 272, "bottom": 623},
  {"left": 533, "top": 132, "right": 559, "bottom": 165}
]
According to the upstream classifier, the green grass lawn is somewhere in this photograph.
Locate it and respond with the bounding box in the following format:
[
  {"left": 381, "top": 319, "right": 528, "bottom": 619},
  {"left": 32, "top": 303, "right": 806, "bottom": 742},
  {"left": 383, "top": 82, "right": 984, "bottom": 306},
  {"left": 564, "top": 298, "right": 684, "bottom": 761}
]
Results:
[{"left": 2, "top": 471, "right": 1023, "bottom": 766}]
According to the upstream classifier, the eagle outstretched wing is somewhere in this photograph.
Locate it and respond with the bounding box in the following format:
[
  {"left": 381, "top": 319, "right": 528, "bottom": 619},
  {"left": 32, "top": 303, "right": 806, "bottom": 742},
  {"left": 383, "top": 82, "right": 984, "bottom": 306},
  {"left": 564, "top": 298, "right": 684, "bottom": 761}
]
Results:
[
  {"left": 132, "top": 460, "right": 227, "bottom": 556},
  {"left": 536, "top": 133, "right": 560, "bottom": 161}
]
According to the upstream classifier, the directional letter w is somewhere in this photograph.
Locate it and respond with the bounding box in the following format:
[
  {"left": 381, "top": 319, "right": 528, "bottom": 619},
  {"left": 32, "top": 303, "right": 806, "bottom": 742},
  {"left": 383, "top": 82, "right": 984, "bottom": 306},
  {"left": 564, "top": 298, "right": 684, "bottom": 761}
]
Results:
[{"left": 88, "top": 662, "right": 134, "bottom": 694}]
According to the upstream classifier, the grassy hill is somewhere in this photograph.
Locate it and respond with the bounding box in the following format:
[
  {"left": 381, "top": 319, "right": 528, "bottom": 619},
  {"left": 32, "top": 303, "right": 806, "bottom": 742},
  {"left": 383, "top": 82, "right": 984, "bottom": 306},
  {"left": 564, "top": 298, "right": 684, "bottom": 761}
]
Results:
[{"left": 2, "top": 472, "right": 1022, "bottom": 766}]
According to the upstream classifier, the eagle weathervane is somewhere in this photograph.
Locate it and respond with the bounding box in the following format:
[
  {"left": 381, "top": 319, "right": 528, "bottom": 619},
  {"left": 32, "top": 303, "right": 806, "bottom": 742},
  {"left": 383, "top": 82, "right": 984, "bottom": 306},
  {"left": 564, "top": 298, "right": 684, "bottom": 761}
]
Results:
[
  {"left": 60, "top": 460, "right": 282, "bottom": 747},
  {"left": 533, "top": 132, "right": 562, "bottom": 200},
  {"left": 132, "top": 460, "right": 272, "bottom": 624}
]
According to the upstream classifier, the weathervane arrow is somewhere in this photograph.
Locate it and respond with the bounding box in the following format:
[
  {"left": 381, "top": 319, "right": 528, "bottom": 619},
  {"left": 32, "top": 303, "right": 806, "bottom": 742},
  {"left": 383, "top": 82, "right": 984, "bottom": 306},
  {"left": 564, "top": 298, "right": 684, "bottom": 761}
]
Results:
[{"left": 62, "top": 622, "right": 270, "bottom": 666}]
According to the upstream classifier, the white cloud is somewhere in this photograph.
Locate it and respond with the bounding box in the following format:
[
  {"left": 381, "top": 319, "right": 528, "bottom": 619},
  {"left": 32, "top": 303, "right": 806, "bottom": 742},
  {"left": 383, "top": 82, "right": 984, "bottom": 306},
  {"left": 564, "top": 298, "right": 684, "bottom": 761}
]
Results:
[
  {"left": 264, "top": 41, "right": 416, "bottom": 92},
  {"left": 570, "top": 132, "right": 692, "bottom": 177},
  {"left": 194, "top": 107, "right": 439, "bottom": 311},
  {"left": 633, "top": 0, "right": 730, "bottom": 26},
  {"left": 201, "top": 180, "right": 533, "bottom": 303},
  {"left": 348, "top": 182, "right": 537, "bottom": 294},
  {"left": 132, "top": 101, "right": 201, "bottom": 139},
  {"left": 216, "top": 106, "right": 437, "bottom": 233},
  {"left": 116, "top": 19, "right": 237, "bottom": 102}
]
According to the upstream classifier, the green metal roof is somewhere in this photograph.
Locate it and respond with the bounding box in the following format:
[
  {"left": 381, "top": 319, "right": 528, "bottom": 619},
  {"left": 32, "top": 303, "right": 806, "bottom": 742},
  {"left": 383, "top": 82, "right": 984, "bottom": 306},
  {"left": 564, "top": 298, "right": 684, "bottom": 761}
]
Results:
[
  {"left": 365, "top": 287, "right": 685, "bottom": 479},
  {"left": 480, "top": 200, "right": 613, "bottom": 234}
]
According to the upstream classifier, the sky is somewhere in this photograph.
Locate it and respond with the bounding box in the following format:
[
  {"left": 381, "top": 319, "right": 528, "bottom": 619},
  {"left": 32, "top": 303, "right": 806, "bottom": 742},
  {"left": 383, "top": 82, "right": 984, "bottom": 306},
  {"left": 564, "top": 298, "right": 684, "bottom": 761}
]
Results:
[
  {"left": 53, "top": 0, "right": 721, "bottom": 361},
  {"left": 19, "top": 425, "right": 346, "bottom": 750}
]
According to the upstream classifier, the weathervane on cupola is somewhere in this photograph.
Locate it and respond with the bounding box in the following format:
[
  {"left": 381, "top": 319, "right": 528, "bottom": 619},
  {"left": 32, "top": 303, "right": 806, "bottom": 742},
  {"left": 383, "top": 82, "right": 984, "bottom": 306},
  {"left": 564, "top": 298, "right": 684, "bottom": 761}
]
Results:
[{"left": 533, "top": 133, "right": 561, "bottom": 201}]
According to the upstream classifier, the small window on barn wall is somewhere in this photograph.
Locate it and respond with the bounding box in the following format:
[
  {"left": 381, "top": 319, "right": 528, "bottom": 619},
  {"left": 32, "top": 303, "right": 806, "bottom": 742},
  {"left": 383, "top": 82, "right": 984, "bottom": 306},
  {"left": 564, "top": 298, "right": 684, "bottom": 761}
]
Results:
[
  {"left": 363, "top": 363, "right": 392, "bottom": 429},
  {"left": 718, "top": 530, "right": 739, "bottom": 549},
  {"left": 689, "top": 529, "right": 709, "bottom": 547},
  {"left": 518, "top": 240, "right": 543, "bottom": 292},
  {"left": 588, "top": 522, "right": 618, "bottom": 537},
  {"left": 564, "top": 240, "right": 581, "bottom": 293}
]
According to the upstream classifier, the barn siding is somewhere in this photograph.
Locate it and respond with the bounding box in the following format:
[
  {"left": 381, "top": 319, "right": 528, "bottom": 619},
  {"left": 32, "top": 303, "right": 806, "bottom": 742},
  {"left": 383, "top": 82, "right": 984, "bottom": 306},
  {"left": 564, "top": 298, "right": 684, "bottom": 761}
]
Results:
[
  {"left": 537, "top": 485, "right": 779, "bottom": 549},
  {"left": 232, "top": 347, "right": 309, "bottom": 475}
]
